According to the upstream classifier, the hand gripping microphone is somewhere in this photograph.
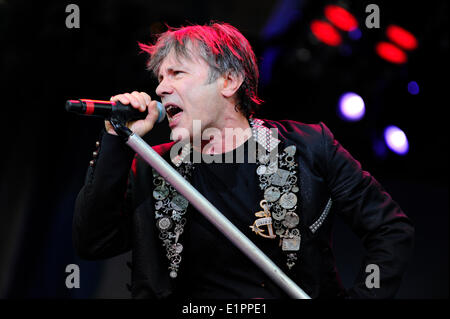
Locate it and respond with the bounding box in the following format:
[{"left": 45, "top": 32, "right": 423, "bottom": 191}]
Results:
[{"left": 65, "top": 99, "right": 166, "bottom": 123}]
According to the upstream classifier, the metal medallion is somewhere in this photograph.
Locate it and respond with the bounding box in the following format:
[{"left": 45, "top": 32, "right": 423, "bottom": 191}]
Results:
[
  {"left": 155, "top": 200, "right": 163, "bottom": 210},
  {"left": 272, "top": 209, "right": 286, "bottom": 221},
  {"left": 279, "top": 192, "right": 297, "bottom": 209},
  {"left": 282, "top": 211, "right": 300, "bottom": 228},
  {"left": 153, "top": 185, "right": 169, "bottom": 200},
  {"left": 264, "top": 186, "right": 281, "bottom": 202},
  {"left": 157, "top": 216, "right": 172, "bottom": 231},
  {"left": 170, "top": 194, "right": 189, "bottom": 211},
  {"left": 290, "top": 228, "right": 300, "bottom": 237},
  {"left": 284, "top": 145, "right": 296, "bottom": 156},
  {"left": 271, "top": 169, "right": 290, "bottom": 186},
  {"left": 259, "top": 153, "right": 270, "bottom": 164},
  {"left": 256, "top": 165, "right": 267, "bottom": 175},
  {"left": 282, "top": 236, "right": 301, "bottom": 251},
  {"left": 174, "top": 243, "right": 183, "bottom": 254},
  {"left": 153, "top": 176, "right": 164, "bottom": 186}
]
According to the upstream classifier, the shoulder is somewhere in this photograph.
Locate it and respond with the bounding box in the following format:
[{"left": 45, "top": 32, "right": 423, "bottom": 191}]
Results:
[
  {"left": 131, "top": 141, "right": 176, "bottom": 177},
  {"left": 152, "top": 141, "right": 177, "bottom": 156},
  {"left": 259, "top": 118, "right": 333, "bottom": 145}
]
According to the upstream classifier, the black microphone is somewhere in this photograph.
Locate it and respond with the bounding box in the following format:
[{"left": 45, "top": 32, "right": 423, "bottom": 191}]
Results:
[{"left": 65, "top": 99, "right": 166, "bottom": 123}]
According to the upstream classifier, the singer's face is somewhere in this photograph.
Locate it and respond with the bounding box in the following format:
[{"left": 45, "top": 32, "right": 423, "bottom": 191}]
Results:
[{"left": 156, "top": 48, "right": 226, "bottom": 141}]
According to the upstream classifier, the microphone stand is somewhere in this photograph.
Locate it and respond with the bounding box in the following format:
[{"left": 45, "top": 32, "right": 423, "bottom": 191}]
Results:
[{"left": 110, "top": 116, "right": 311, "bottom": 299}]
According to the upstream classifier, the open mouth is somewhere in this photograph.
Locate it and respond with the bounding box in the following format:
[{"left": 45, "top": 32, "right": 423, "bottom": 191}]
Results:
[{"left": 165, "top": 104, "right": 183, "bottom": 119}]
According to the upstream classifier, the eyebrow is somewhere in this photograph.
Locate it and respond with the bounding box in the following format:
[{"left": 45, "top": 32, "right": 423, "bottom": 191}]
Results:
[{"left": 158, "top": 65, "right": 186, "bottom": 81}]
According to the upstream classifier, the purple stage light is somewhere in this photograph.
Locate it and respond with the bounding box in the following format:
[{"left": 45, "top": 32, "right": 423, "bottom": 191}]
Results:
[
  {"left": 384, "top": 125, "right": 409, "bottom": 155},
  {"left": 349, "top": 28, "right": 362, "bottom": 40},
  {"left": 407, "top": 81, "right": 419, "bottom": 95},
  {"left": 338, "top": 92, "right": 365, "bottom": 121}
]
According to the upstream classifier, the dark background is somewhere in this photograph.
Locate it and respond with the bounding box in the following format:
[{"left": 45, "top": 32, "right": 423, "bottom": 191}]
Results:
[{"left": 0, "top": 0, "right": 447, "bottom": 299}]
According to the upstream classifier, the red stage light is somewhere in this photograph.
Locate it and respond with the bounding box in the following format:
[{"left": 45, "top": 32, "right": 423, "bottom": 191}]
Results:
[
  {"left": 376, "top": 42, "right": 408, "bottom": 64},
  {"left": 324, "top": 5, "right": 358, "bottom": 31},
  {"left": 310, "top": 20, "right": 342, "bottom": 46},
  {"left": 386, "top": 25, "right": 418, "bottom": 50}
]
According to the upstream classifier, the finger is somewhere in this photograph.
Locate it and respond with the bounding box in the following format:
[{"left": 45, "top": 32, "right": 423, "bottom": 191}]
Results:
[
  {"left": 111, "top": 94, "right": 130, "bottom": 105},
  {"left": 140, "top": 92, "right": 152, "bottom": 106},
  {"left": 145, "top": 100, "right": 158, "bottom": 123},
  {"left": 124, "top": 93, "right": 141, "bottom": 110},
  {"left": 131, "top": 91, "right": 147, "bottom": 111}
]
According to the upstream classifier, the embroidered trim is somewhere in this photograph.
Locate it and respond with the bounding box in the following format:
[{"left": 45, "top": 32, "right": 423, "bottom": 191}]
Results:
[
  {"left": 152, "top": 163, "right": 194, "bottom": 278},
  {"left": 309, "top": 198, "right": 332, "bottom": 234},
  {"left": 251, "top": 118, "right": 302, "bottom": 269}
]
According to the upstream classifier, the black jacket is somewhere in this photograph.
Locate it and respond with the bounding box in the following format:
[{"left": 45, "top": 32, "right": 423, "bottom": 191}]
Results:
[{"left": 73, "top": 119, "right": 414, "bottom": 299}]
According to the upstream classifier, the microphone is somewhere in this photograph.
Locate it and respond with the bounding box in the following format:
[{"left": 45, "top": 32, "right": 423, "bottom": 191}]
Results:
[{"left": 65, "top": 99, "right": 166, "bottom": 123}]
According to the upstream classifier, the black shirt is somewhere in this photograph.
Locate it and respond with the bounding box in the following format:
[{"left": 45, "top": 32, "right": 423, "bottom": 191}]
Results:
[{"left": 174, "top": 139, "right": 290, "bottom": 298}]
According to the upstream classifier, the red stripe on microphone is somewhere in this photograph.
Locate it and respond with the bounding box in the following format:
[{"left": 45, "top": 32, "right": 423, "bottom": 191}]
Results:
[{"left": 85, "top": 100, "right": 95, "bottom": 115}]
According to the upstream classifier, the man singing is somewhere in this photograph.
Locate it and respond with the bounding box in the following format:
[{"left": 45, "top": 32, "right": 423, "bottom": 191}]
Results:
[{"left": 73, "top": 22, "right": 414, "bottom": 299}]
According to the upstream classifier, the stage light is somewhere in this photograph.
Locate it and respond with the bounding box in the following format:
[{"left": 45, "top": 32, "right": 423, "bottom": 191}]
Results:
[
  {"left": 310, "top": 20, "right": 342, "bottom": 46},
  {"left": 384, "top": 125, "right": 409, "bottom": 155},
  {"left": 376, "top": 42, "right": 407, "bottom": 64},
  {"left": 407, "top": 81, "right": 420, "bottom": 95},
  {"left": 338, "top": 92, "right": 365, "bottom": 121},
  {"left": 348, "top": 28, "right": 362, "bottom": 40},
  {"left": 386, "top": 25, "right": 418, "bottom": 50},
  {"left": 324, "top": 5, "right": 358, "bottom": 31}
]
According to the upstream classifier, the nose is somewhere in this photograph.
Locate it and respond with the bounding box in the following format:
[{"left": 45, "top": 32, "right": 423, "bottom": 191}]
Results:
[{"left": 156, "top": 78, "right": 173, "bottom": 97}]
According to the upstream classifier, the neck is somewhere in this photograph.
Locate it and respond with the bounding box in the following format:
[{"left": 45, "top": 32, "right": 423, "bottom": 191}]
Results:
[{"left": 193, "top": 114, "right": 252, "bottom": 154}]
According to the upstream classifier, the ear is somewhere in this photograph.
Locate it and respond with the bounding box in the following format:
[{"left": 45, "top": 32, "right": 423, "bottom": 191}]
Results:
[{"left": 220, "top": 71, "right": 244, "bottom": 99}]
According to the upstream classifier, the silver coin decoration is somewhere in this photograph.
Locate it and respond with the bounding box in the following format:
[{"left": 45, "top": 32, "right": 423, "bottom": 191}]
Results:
[
  {"left": 283, "top": 212, "right": 299, "bottom": 228},
  {"left": 271, "top": 169, "right": 290, "bottom": 186},
  {"left": 272, "top": 209, "right": 286, "bottom": 221},
  {"left": 171, "top": 194, "right": 189, "bottom": 211},
  {"left": 174, "top": 243, "right": 183, "bottom": 254},
  {"left": 284, "top": 145, "right": 296, "bottom": 156},
  {"left": 280, "top": 193, "right": 297, "bottom": 209},
  {"left": 153, "top": 185, "right": 169, "bottom": 200},
  {"left": 259, "top": 154, "right": 270, "bottom": 164},
  {"left": 264, "top": 186, "right": 281, "bottom": 202},
  {"left": 158, "top": 217, "right": 172, "bottom": 231},
  {"left": 256, "top": 165, "right": 267, "bottom": 175},
  {"left": 290, "top": 228, "right": 300, "bottom": 237},
  {"left": 152, "top": 163, "right": 194, "bottom": 279},
  {"left": 282, "top": 236, "right": 301, "bottom": 251},
  {"left": 250, "top": 121, "right": 302, "bottom": 270}
]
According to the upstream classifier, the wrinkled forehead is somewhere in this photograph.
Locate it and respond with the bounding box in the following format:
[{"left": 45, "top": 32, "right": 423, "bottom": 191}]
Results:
[{"left": 157, "top": 41, "right": 207, "bottom": 76}]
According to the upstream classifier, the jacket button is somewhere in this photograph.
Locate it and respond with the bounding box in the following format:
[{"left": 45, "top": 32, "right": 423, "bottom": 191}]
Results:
[
  {"left": 95, "top": 141, "right": 100, "bottom": 147},
  {"left": 89, "top": 160, "right": 95, "bottom": 167},
  {"left": 92, "top": 151, "right": 98, "bottom": 158}
]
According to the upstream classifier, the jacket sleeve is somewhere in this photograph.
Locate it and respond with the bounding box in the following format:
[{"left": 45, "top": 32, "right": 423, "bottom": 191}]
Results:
[
  {"left": 320, "top": 122, "right": 414, "bottom": 298},
  {"left": 72, "top": 131, "right": 135, "bottom": 260}
]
